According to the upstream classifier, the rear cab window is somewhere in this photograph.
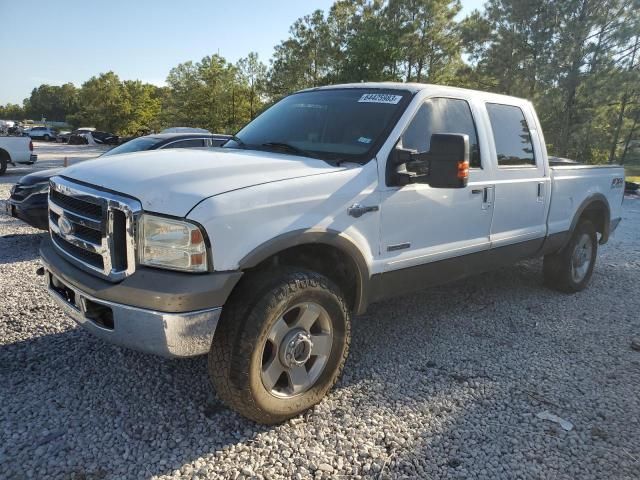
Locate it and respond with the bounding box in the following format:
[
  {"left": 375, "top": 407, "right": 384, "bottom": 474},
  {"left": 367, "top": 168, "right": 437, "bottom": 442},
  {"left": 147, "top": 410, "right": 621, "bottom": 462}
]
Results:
[{"left": 486, "top": 103, "right": 536, "bottom": 167}]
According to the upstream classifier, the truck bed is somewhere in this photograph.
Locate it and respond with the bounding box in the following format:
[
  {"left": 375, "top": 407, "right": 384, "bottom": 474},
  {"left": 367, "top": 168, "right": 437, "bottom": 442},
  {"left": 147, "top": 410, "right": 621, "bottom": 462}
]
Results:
[{"left": 547, "top": 163, "right": 624, "bottom": 238}]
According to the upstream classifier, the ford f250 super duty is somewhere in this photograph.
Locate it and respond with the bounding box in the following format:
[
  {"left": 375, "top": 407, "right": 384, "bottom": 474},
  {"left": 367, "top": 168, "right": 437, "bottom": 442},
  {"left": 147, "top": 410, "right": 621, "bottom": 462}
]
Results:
[{"left": 40, "top": 83, "right": 624, "bottom": 424}]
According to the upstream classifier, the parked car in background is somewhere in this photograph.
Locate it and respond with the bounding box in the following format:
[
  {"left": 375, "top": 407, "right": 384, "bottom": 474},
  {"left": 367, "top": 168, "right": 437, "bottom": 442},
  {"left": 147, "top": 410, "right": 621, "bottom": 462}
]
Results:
[
  {"left": 91, "top": 131, "right": 120, "bottom": 145},
  {"left": 68, "top": 129, "right": 119, "bottom": 145},
  {"left": 0, "top": 137, "right": 36, "bottom": 175},
  {"left": 6, "top": 132, "right": 230, "bottom": 229},
  {"left": 102, "top": 132, "right": 230, "bottom": 156},
  {"left": 161, "top": 127, "right": 211, "bottom": 134},
  {"left": 64, "top": 128, "right": 93, "bottom": 144},
  {"left": 7, "top": 124, "right": 27, "bottom": 136},
  {"left": 39, "top": 83, "right": 624, "bottom": 424},
  {"left": 27, "top": 127, "right": 58, "bottom": 141},
  {"left": 5, "top": 168, "right": 57, "bottom": 229},
  {"left": 56, "top": 130, "right": 73, "bottom": 143}
]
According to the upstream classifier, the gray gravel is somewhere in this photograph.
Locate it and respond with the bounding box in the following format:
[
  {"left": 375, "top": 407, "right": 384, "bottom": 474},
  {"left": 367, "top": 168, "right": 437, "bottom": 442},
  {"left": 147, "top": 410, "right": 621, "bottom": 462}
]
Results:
[{"left": 1, "top": 143, "right": 639, "bottom": 479}]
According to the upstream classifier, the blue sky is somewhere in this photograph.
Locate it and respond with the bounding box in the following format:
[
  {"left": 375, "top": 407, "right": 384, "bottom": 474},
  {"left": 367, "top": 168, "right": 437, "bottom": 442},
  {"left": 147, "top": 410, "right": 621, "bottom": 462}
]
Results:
[{"left": 0, "top": 0, "right": 485, "bottom": 104}]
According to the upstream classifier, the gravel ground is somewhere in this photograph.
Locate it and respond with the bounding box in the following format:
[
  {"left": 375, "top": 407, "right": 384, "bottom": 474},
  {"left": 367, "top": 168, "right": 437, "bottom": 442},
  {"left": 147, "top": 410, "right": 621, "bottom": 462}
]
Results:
[{"left": 1, "top": 143, "right": 639, "bottom": 479}]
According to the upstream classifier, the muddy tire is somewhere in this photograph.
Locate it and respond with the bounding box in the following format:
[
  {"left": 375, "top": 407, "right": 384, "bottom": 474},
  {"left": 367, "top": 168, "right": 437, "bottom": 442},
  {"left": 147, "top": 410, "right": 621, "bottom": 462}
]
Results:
[{"left": 208, "top": 268, "right": 351, "bottom": 424}]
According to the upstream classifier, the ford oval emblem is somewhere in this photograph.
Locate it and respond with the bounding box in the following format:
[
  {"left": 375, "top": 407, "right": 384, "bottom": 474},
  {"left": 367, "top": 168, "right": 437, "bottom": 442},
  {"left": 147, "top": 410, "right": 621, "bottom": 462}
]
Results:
[{"left": 58, "top": 216, "right": 74, "bottom": 236}]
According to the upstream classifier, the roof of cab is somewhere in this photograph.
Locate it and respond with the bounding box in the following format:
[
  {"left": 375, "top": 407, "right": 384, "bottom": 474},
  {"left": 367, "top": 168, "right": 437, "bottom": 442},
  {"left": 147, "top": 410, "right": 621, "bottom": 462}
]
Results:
[
  {"left": 147, "top": 133, "right": 231, "bottom": 140},
  {"left": 302, "top": 82, "right": 529, "bottom": 104}
]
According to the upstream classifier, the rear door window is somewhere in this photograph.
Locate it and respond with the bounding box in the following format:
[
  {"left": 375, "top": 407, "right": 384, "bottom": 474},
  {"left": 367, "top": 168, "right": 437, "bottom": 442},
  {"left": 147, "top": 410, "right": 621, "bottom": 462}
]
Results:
[{"left": 486, "top": 103, "right": 535, "bottom": 166}]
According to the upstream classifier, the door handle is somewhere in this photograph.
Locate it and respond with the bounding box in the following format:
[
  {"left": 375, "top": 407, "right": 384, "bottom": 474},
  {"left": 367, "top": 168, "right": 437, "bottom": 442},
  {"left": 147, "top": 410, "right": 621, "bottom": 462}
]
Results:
[
  {"left": 537, "top": 182, "right": 545, "bottom": 202},
  {"left": 471, "top": 189, "right": 483, "bottom": 194},
  {"left": 347, "top": 203, "right": 379, "bottom": 218},
  {"left": 481, "top": 186, "right": 494, "bottom": 210}
]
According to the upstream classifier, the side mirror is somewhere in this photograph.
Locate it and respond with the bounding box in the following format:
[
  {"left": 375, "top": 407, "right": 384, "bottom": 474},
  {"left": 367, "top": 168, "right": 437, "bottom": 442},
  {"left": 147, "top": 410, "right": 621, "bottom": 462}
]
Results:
[
  {"left": 387, "top": 133, "right": 470, "bottom": 188},
  {"left": 427, "top": 133, "right": 470, "bottom": 188}
]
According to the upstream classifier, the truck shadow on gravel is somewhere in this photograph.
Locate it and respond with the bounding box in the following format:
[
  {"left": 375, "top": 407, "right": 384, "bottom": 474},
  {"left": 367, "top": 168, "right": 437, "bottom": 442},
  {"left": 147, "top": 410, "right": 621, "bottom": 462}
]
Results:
[
  {"left": 1, "top": 258, "right": 638, "bottom": 479},
  {"left": 0, "top": 230, "right": 46, "bottom": 264}
]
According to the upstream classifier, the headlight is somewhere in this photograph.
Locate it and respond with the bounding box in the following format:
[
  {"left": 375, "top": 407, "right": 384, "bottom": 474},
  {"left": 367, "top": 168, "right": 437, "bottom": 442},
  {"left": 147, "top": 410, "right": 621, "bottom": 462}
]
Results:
[
  {"left": 138, "top": 214, "right": 209, "bottom": 272},
  {"left": 11, "top": 182, "right": 48, "bottom": 197}
]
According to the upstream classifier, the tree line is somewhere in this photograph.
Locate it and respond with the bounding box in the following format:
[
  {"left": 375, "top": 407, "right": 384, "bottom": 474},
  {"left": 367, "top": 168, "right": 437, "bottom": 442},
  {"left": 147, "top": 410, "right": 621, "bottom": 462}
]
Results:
[{"left": 1, "top": 0, "right": 638, "bottom": 164}]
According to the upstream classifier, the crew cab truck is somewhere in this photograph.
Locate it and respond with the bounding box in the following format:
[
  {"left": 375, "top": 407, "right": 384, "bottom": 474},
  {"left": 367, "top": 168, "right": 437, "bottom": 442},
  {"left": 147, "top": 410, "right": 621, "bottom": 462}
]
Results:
[
  {"left": 40, "top": 83, "right": 624, "bottom": 424},
  {"left": 0, "top": 136, "right": 37, "bottom": 175}
]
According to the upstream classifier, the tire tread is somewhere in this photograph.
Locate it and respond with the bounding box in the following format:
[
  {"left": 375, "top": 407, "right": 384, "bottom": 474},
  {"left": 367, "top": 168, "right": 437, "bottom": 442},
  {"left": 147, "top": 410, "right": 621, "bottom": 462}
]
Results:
[{"left": 208, "top": 268, "right": 351, "bottom": 424}]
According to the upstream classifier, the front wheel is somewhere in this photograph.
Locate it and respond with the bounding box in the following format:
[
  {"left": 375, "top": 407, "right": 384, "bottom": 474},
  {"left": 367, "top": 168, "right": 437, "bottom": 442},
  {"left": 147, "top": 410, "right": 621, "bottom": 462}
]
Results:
[
  {"left": 208, "top": 268, "right": 351, "bottom": 424},
  {"left": 43, "top": 134, "right": 51, "bottom": 141},
  {"left": 544, "top": 220, "right": 598, "bottom": 292}
]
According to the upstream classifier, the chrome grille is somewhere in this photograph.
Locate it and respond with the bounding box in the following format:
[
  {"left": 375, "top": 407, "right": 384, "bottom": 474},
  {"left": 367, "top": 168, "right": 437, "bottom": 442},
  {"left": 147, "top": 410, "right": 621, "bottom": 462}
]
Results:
[{"left": 48, "top": 177, "right": 141, "bottom": 281}]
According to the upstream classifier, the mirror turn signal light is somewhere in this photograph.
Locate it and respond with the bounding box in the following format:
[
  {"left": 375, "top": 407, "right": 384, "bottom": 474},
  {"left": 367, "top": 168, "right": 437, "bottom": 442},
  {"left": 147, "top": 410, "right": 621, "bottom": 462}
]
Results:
[{"left": 457, "top": 160, "right": 470, "bottom": 180}]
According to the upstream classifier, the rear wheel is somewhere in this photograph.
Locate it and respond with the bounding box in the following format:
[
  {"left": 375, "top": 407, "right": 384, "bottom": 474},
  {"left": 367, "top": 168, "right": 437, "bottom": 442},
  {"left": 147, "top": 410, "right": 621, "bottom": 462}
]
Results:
[
  {"left": 544, "top": 220, "right": 598, "bottom": 292},
  {"left": 43, "top": 134, "right": 51, "bottom": 141},
  {"left": 208, "top": 268, "right": 351, "bottom": 424},
  {"left": 0, "top": 157, "right": 7, "bottom": 175}
]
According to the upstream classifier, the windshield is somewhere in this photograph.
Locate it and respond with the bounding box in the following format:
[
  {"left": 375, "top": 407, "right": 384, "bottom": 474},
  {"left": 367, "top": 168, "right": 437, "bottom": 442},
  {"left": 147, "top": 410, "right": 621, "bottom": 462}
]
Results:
[
  {"left": 224, "top": 88, "right": 412, "bottom": 163},
  {"left": 102, "top": 137, "right": 158, "bottom": 156}
]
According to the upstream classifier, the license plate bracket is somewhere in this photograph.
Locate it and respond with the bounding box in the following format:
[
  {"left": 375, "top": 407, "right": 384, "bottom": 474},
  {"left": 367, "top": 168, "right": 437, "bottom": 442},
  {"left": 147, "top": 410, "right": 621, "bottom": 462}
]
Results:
[{"left": 49, "top": 273, "right": 78, "bottom": 310}]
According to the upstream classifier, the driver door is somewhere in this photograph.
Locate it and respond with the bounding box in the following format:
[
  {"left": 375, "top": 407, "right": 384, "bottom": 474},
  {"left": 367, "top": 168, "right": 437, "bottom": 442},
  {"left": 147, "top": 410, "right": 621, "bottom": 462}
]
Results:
[{"left": 379, "top": 97, "right": 495, "bottom": 287}]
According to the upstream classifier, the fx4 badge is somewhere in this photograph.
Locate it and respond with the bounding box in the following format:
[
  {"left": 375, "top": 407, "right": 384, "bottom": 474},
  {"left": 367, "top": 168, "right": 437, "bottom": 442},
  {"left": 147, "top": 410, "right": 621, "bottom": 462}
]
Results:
[{"left": 611, "top": 177, "right": 624, "bottom": 189}]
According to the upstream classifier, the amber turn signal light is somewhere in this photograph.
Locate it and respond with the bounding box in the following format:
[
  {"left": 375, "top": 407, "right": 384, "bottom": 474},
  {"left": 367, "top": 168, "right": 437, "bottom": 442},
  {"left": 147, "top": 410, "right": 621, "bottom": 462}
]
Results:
[{"left": 457, "top": 160, "right": 469, "bottom": 180}]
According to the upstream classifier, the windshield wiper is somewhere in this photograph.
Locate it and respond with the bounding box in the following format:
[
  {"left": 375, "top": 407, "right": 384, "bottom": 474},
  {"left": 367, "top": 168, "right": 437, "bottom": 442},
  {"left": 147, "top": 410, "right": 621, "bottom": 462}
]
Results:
[{"left": 260, "top": 142, "right": 317, "bottom": 158}]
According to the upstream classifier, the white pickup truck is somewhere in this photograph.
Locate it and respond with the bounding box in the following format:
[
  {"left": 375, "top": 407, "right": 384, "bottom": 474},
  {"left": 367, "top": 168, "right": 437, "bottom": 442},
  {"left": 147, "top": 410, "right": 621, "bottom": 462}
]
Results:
[
  {"left": 0, "top": 136, "right": 37, "bottom": 174},
  {"left": 40, "top": 83, "right": 624, "bottom": 423}
]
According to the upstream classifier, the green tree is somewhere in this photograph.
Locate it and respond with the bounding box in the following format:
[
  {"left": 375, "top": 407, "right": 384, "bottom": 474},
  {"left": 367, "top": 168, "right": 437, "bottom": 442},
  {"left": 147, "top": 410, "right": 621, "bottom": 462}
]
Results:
[
  {"left": 0, "top": 103, "right": 26, "bottom": 120},
  {"left": 121, "top": 81, "right": 164, "bottom": 134},
  {"left": 23, "top": 83, "right": 78, "bottom": 122},
  {"left": 269, "top": 10, "right": 335, "bottom": 96},
  {"left": 459, "top": 0, "right": 640, "bottom": 163},
  {"left": 236, "top": 52, "right": 268, "bottom": 119},
  {"left": 165, "top": 54, "right": 253, "bottom": 133},
  {"left": 389, "top": 0, "right": 463, "bottom": 83},
  {"left": 68, "top": 72, "right": 130, "bottom": 132}
]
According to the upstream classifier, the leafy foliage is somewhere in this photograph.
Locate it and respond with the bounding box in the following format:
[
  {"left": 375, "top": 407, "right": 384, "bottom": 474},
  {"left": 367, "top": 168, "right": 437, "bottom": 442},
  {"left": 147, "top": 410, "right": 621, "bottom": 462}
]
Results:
[{"left": 0, "top": 0, "right": 638, "bottom": 164}]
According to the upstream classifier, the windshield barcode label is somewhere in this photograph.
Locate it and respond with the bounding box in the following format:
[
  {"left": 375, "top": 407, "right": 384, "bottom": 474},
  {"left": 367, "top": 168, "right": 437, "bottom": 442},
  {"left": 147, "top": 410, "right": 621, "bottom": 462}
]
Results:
[{"left": 358, "top": 93, "right": 403, "bottom": 104}]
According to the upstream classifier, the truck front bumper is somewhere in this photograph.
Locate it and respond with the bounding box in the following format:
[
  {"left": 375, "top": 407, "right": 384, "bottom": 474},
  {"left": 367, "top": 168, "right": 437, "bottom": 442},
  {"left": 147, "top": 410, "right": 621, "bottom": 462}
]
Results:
[{"left": 40, "top": 237, "right": 242, "bottom": 358}]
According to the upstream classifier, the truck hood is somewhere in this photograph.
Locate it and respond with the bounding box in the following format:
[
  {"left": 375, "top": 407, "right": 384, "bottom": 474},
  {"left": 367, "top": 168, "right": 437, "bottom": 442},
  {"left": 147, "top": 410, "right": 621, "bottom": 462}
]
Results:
[{"left": 60, "top": 148, "right": 347, "bottom": 217}]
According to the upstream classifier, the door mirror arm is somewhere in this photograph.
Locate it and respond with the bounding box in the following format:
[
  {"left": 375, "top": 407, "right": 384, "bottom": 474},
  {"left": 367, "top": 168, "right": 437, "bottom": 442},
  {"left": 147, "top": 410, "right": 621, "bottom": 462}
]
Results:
[{"left": 387, "top": 148, "right": 430, "bottom": 186}]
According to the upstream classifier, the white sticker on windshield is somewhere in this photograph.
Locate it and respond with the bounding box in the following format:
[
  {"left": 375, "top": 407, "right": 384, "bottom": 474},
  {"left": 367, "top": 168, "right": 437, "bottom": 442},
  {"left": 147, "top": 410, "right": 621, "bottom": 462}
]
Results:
[
  {"left": 358, "top": 137, "right": 372, "bottom": 144},
  {"left": 358, "top": 93, "right": 403, "bottom": 104}
]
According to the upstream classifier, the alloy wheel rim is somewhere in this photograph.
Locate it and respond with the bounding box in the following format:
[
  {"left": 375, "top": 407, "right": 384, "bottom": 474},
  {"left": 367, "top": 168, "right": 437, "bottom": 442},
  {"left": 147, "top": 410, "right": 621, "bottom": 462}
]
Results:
[
  {"left": 260, "top": 302, "right": 333, "bottom": 398},
  {"left": 571, "top": 233, "right": 593, "bottom": 283}
]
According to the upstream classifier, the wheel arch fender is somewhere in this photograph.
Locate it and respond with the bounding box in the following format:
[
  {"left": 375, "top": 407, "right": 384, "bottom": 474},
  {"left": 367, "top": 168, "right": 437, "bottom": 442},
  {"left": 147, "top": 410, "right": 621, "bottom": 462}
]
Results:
[
  {"left": 568, "top": 193, "right": 611, "bottom": 246},
  {"left": 238, "top": 229, "right": 371, "bottom": 315}
]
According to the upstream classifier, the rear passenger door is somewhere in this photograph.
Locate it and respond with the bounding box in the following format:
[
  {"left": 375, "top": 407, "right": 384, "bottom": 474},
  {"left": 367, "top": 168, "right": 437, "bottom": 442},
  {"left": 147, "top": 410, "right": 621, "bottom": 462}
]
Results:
[{"left": 484, "top": 103, "right": 549, "bottom": 254}]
